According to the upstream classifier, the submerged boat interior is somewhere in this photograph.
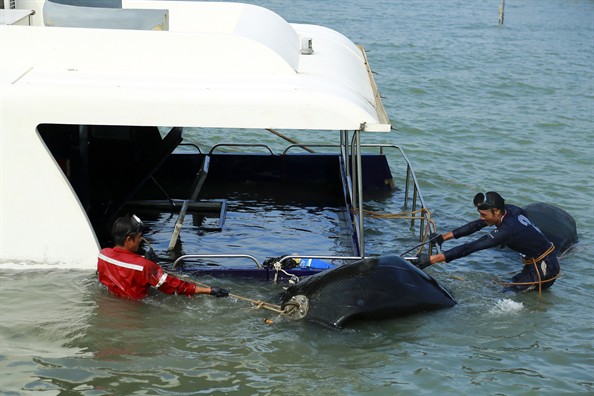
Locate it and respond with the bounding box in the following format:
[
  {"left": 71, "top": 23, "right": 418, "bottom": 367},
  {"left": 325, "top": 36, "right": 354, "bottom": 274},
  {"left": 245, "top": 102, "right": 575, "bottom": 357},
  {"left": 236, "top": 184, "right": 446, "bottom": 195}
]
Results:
[
  {"left": 1, "top": 0, "right": 437, "bottom": 274},
  {"left": 38, "top": 123, "right": 434, "bottom": 278}
]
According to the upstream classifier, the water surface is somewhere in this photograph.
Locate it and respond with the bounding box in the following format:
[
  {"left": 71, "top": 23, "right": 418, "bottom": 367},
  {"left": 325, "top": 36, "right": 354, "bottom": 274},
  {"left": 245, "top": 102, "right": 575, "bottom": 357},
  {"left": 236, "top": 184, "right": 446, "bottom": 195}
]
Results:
[{"left": 1, "top": 0, "right": 593, "bottom": 394}]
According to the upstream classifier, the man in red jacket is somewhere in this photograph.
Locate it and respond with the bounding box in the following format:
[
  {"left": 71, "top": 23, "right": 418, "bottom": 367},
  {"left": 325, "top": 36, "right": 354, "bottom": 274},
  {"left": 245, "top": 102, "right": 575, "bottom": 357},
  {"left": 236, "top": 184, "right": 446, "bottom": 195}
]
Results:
[{"left": 98, "top": 214, "right": 229, "bottom": 300}]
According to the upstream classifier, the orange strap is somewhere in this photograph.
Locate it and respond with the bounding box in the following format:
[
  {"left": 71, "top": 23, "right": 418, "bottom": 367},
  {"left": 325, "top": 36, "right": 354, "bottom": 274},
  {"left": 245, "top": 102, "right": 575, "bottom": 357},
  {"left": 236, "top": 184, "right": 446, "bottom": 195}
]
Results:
[
  {"left": 522, "top": 243, "right": 555, "bottom": 265},
  {"left": 497, "top": 244, "right": 558, "bottom": 295},
  {"left": 497, "top": 271, "right": 560, "bottom": 295}
]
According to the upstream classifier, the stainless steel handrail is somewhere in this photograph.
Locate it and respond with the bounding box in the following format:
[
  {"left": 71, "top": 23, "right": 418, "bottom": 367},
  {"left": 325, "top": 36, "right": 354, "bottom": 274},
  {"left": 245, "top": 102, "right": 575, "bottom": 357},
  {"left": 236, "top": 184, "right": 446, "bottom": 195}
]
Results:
[
  {"left": 172, "top": 253, "right": 367, "bottom": 270},
  {"left": 209, "top": 144, "right": 274, "bottom": 155},
  {"left": 172, "top": 140, "right": 435, "bottom": 266},
  {"left": 277, "top": 255, "right": 364, "bottom": 265},
  {"left": 178, "top": 142, "right": 202, "bottom": 153},
  {"left": 172, "top": 254, "right": 262, "bottom": 269},
  {"left": 282, "top": 144, "right": 341, "bottom": 154}
]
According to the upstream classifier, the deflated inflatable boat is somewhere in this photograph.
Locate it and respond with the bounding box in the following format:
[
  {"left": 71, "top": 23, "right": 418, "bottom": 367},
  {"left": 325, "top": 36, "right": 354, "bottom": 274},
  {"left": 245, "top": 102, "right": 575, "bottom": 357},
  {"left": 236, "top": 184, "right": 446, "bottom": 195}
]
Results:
[
  {"left": 280, "top": 255, "right": 456, "bottom": 328},
  {"left": 523, "top": 202, "right": 578, "bottom": 253},
  {"left": 278, "top": 203, "right": 576, "bottom": 328}
]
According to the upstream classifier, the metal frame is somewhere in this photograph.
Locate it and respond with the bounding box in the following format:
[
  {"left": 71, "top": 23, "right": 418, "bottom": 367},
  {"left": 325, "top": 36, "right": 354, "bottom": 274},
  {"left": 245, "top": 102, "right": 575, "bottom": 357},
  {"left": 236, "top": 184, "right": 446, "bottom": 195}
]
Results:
[{"left": 170, "top": 134, "right": 434, "bottom": 267}]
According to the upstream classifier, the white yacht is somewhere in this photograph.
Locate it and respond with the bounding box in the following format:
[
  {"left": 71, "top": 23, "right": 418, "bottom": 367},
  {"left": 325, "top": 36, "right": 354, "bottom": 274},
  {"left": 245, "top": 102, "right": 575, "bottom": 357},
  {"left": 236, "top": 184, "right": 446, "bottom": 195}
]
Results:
[{"left": 1, "top": 1, "right": 434, "bottom": 274}]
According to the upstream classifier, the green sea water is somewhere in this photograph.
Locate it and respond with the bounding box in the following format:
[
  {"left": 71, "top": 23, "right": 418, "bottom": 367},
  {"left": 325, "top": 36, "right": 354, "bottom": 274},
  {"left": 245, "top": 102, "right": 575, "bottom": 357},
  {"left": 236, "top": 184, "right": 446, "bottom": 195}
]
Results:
[{"left": 1, "top": 1, "right": 593, "bottom": 394}]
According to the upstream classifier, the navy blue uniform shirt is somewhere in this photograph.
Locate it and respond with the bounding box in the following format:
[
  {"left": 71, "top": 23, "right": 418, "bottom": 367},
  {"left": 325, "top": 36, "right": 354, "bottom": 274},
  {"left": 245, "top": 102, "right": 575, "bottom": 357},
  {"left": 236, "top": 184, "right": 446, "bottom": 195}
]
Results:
[{"left": 444, "top": 204, "right": 552, "bottom": 263}]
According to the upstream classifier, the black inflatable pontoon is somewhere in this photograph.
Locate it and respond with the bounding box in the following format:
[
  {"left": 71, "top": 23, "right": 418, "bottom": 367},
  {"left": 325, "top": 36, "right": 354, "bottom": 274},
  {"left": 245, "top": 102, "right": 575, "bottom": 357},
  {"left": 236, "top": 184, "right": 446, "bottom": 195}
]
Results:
[
  {"left": 523, "top": 202, "right": 578, "bottom": 253},
  {"left": 280, "top": 255, "right": 456, "bottom": 328}
]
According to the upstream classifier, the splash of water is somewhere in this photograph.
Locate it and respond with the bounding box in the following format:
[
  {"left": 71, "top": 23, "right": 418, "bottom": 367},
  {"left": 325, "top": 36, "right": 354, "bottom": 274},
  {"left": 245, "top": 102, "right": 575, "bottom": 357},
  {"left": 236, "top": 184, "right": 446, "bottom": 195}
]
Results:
[{"left": 489, "top": 298, "right": 524, "bottom": 315}]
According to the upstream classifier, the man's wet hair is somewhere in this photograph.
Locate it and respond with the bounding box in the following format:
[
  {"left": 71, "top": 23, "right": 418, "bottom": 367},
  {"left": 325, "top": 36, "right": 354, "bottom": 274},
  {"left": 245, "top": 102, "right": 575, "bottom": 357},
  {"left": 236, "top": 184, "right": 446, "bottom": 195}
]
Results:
[
  {"left": 474, "top": 191, "right": 505, "bottom": 211},
  {"left": 112, "top": 214, "right": 144, "bottom": 245}
]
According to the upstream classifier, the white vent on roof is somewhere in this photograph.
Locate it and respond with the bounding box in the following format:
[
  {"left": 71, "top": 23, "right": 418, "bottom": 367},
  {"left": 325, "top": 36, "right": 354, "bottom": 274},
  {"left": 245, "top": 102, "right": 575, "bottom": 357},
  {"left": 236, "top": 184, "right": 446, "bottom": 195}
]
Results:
[{"left": 300, "top": 37, "right": 313, "bottom": 55}]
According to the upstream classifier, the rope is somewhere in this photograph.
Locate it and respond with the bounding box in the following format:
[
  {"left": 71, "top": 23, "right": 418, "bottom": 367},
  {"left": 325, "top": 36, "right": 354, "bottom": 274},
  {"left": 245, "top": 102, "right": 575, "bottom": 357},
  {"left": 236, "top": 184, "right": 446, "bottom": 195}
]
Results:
[
  {"left": 497, "top": 244, "right": 558, "bottom": 295},
  {"left": 272, "top": 262, "right": 299, "bottom": 285},
  {"left": 356, "top": 207, "right": 435, "bottom": 223},
  {"left": 522, "top": 243, "right": 555, "bottom": 265},
  {"left": 496, "top": 272, "right": 561, "bottom": 296},
  {"left": 557, "top": 242, "right": 583, "bottom": 260},
  {"left": 142, "top": 238, "right": 288, "bottom": 315},
  {"left": 355, "top": 207, "right": 437, "bottom": 256},
  {"left": 176, "top": 273, "right": 287, "bottom": 314}
]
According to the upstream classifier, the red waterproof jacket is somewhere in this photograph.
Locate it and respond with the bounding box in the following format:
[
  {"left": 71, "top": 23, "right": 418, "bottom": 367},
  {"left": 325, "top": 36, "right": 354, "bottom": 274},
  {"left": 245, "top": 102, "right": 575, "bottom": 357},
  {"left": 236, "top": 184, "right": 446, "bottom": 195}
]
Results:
[{"left": 97, "top": 247, "right": 196, "bottom": 299}]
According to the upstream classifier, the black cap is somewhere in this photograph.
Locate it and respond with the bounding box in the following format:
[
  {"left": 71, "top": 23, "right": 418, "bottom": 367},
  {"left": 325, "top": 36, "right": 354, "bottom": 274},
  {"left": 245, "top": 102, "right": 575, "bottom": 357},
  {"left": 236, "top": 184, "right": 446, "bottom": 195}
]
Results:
[{"left": 474, "top": 191, "right": 505, "bottom": 211}]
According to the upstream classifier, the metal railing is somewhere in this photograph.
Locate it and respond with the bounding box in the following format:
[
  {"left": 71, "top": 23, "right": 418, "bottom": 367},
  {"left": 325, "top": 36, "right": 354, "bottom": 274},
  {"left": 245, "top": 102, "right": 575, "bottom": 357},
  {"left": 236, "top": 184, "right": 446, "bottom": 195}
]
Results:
[
  {"left": 167, "top": 136, "right": 435, "bottom": 266},
  {"left": 172, "top": 253, "right": 365, "bottom": 269}
]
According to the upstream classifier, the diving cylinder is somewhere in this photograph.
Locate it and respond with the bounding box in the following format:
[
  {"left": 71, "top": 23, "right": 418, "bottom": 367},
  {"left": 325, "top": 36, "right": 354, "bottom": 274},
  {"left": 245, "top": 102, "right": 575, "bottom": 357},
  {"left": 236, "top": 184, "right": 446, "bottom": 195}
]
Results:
[{"left": 297, "top": 258, "right": 333, "bottom": 269}]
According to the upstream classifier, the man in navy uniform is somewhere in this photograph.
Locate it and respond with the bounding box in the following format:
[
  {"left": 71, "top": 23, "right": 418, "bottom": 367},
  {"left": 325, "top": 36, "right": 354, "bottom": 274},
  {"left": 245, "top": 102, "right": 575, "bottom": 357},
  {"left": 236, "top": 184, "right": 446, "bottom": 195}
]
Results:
[{"left": 416, "top": 192, "right": 559, "bottom": 292}]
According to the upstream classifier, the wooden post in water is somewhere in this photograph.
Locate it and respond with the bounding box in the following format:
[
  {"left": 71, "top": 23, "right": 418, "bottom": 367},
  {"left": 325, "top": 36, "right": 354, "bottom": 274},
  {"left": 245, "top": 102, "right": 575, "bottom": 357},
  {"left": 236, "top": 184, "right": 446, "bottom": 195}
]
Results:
[{"left": 499, "top": 0, "right": 506, "bottom": 25}]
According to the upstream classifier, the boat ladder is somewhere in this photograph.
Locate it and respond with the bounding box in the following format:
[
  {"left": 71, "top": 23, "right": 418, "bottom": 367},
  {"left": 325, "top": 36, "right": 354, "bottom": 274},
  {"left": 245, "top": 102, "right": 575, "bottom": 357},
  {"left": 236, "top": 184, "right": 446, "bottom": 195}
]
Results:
[{"left": 167, "top": 155, "right": 213, "bottom": 251}]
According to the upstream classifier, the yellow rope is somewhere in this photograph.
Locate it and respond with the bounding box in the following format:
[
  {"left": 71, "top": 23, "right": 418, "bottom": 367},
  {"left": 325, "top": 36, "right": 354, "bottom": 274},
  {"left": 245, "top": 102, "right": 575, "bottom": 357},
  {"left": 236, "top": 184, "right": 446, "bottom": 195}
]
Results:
[
  {"left": 356, "top": 207, "right": 435, "bottom": 223},
  {"left": 142, "top": 238, "right": 287, "bottom": 315},
  {"left": 174, "top": 273, "right": 286, "bottom": 314},
  {"left": 558, "top": 243, "right": 580, "bottom": 260},
  {"left": 522, "top": 243, "right": 555, "bottom": 265},
  {"left": 354, "top": 207, "right": 437, "bottom": 256},
  {"left": 497, "top": 244, "right": 559, "bottom": 295},
  {"left": 496, "top": 272, "right": 561, "bottom": 295}
]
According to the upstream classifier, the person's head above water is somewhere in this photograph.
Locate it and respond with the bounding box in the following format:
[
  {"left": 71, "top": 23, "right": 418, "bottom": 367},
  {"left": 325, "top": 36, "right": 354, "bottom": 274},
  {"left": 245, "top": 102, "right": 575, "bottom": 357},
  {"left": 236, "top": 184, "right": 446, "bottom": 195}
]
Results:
[
  {"left": 474, "top": 192, "right": 505, "bottom": 226},
  {"left": 473, "top": 191, "right": 505, "bottom": 211},
  {"left": 112, "top": 214, "right": 144, "bottom": 247}
]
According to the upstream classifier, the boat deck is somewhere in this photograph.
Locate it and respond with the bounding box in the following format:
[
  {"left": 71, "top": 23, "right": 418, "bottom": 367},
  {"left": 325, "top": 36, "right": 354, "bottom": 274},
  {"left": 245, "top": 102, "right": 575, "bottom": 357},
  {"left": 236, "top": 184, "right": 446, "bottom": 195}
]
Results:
[{"left": 125, "top": 150, "right": 393, "bottom": 274}]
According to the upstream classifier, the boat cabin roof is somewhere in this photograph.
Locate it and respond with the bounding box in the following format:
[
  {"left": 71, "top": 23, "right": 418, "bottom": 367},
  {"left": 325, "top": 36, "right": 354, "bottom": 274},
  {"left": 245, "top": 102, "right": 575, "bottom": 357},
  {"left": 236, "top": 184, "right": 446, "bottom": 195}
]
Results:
[{"left": 1, "top": 1, "right": 390, "bottom": 132}]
